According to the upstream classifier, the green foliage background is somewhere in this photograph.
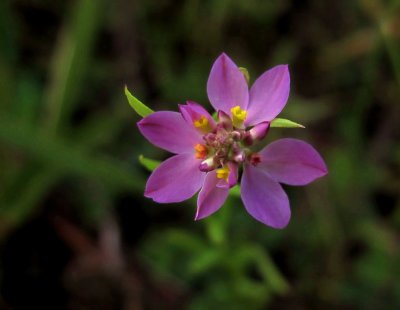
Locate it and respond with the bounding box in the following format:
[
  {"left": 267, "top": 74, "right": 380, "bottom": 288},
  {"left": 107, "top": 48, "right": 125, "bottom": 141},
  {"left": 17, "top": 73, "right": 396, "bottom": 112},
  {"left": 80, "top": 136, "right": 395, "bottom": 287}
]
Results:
[{"left": 0, "top": 0, "right": 399, "bottom": 308}]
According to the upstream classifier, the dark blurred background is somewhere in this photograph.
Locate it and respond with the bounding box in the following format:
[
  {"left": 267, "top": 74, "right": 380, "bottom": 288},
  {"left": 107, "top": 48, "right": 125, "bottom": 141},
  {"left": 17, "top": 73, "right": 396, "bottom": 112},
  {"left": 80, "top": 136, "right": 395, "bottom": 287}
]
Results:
[{"left": 0, "top": 0, "right": 399, "bottom": 309}]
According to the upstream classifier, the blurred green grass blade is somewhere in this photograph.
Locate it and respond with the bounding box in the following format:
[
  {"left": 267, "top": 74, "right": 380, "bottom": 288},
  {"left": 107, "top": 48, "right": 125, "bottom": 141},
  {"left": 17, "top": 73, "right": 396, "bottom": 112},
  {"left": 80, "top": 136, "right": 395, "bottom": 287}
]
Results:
[
  {"left": 270, "top": 118, "right": 305, "bottom": 128},
  {"left": 235, "top": 244, "right": 289, "bottom": 295},
  {"left": 125, "top": 86, "right": 154, "bottom": 117},
  {"left": 0, "top": 0, "right": 17, "bottom": 62},
  {"left": 0, "top": 115, "right": 144, "bottom": 192},
  {"left": 251, "top": 246, "right": 289, "bottom": 294},
  {"left": 0, "top": 0, "right": 16, "bottom": 113},
  {"left": 15, "top": 75, "right": 42, "bottom": 126},
  {"left": 230, "top": 185, "right": 240, "bottom": 197},
  {"left": 164, "top": 229, "right": 208, "bottom": 253},
  {"left": 380, "top": 12, "right": 400, "bottom": 84},
  {"left": 204, "top": 215, "right": 225, "bottom": 245},
  {"left": 43, "top": 0, "right": 104, "bottom": 133},
  {"left": 1, "top": 168, "right": 60, "bottom": 224},
  {"left": 139, "top": 155, "right": 160, "bottom": 171},
  {"left": 204, "top": 195, "right": 233, "bottom": 245},
  {"left": 188, "top": 250, "right": 221, "bottom": 276}
]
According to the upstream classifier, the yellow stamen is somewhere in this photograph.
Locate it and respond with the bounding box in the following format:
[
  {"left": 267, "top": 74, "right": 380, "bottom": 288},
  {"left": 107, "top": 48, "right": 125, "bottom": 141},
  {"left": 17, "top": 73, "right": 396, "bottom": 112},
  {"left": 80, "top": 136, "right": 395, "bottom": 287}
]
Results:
[
  {"left": 216, "top": 166, "right": 230, "bottom": 182},
  {"left": 194, "top": 144, "right": 208, "bottom": 159},
  {"left": 193, "top": 116, "right": 211, "bottom": 133},
  {"left": 230, "top": 106, "right": 247, "bottom": 128}
]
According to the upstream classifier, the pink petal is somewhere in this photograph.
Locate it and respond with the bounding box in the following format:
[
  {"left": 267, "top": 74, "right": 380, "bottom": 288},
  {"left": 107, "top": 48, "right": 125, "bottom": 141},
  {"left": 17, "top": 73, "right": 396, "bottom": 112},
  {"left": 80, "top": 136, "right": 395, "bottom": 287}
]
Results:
[
  {"left": 207, "top": 53, "right": 249, "bottom": 114},
  {"left": 259, "top": 138, "right": 328, "bottom": 185},
  {"left": 196, "top": 171, "right": 229, "bottom": 220},
  {"left": 179, "top": 101, "right": 216, "bottom": 130},
  {"left": 145, "top": 154, "right": 206, "bottom": 203},
  {"left": 246, "top": 65, "right": 290, "bottom": 126},
  {"left": 138, "top": 111, "right": 202, "bottom": 154},
  {"left": 241, "top": 164, "right": 290, "bottom": 228}
]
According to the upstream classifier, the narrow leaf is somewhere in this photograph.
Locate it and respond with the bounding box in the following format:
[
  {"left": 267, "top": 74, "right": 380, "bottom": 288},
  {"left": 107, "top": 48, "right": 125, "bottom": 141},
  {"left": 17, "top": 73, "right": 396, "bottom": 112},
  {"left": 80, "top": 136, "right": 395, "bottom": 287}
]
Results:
[
  {"left": 270, "top": 118, "right": 305, "bottom": 128},
  {"left": 124, "top": 86, "right": 153, "bottom": 117},
  {"left": 139, "top": 155, "right": 160, "bottom": 171}
]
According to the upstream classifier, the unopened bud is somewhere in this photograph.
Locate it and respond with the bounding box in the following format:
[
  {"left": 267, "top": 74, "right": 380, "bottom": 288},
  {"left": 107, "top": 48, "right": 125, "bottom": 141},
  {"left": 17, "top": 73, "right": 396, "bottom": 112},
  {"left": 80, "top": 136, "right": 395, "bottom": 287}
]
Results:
[
  {"left": 249, "top": 121, "right": 270, "bottom": 141},
  {"left": 243, "top": 131, "right": 253, "bottom": 146},
  {"left": 231, "top": 130, "right": 241, "bottom": 141},
  {"left": 218, "top": 110, "right": 233, "bottom": 130},
  {"left": 233, "top": 151, "right": 245, "bottom": 163},
  {"left": 199, "top": 157, "right": 216, "bottom": 172}
]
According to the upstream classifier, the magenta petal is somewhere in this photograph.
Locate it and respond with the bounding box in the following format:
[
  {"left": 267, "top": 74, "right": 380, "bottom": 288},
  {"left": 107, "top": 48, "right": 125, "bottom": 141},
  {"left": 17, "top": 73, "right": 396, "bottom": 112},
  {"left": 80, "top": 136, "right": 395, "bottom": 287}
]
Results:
[
  {"left": 241, "top": 164, "right": 290, "bottom": 228},
  {"left": 145, "top": 154, "right": 205, "bottom": 203},
  {"left": 138, "top": 111, "right": 202, "bottom": 154},
  {"left": 259, "top": 138, "right": 328, "bottom": 185},
  {"left": 207, "top": 53, "right": 249, "bottom": 114},
  {"left": 196, "top": 171, "right": 229, "bottom": 220},
  {"left": 246, "top": 65, "right": 290, "bottom": 126}
]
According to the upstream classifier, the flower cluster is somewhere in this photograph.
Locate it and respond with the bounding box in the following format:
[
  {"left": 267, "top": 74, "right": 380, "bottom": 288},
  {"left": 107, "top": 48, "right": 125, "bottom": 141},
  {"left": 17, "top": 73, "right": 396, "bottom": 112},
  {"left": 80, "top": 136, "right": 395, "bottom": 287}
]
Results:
[{"left": 137, "top": 53, "right": 327, "bottom": 228}]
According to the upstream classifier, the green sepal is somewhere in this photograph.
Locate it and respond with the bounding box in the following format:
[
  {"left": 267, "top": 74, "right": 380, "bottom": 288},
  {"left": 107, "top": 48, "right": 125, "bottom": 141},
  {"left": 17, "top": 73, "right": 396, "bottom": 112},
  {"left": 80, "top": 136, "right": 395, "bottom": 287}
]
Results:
[
  {"left": 239, "top": 67, "right": 250, "bottom": 84},
  {"left": 124, "top": 86, "right": 153, "bottom": 117},
  {"left": 139, "top": 155, "right": 160, "bottom": 171},
  {"left": 270, "top": 118, "right": 305, "bottom": 128}
]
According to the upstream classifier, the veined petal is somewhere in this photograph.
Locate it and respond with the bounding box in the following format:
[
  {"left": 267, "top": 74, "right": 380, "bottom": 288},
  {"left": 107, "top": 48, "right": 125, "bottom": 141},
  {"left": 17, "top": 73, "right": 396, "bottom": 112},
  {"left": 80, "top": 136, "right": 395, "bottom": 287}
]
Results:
[
  {"left": 259, "top": 138, "right": 328, "bottom": 185},
  {"left": 138, "top": 111, "right": 202, "bottom": 154},
  {"left": 179, "top": 101, "right": 216, "bottom": 132},
  {"left": 145, "top": 154, "right": 206, "bottom": 203},
  {"left": 241, "top": 164, "right": 290, "bottom": 228},
  {"left": 207, "top": 53, "right": 249, "bottom": 114},
  {"left": 196, "top": 171, "right": 229, "bottom": 220},
  {"left": 246, "top": 65, "right": 290, "bottom": 126}
]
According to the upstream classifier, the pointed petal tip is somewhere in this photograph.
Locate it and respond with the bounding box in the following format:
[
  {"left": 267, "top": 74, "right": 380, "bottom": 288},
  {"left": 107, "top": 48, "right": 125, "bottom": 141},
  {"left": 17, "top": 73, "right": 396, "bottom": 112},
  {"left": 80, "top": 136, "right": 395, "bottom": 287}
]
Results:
[
  {"left": 137, "top": 115, "right": 150, "bottom": 127},
  {"left": 144, "top": 189, "right": 158, "bottom": 201},
  {"left": 207, "top": 52, "right": 249, "bottom": 112},
  {"left": 194, "top": 204, "right": 209, "bottom": 221},
  {"left": 276, "top": 64, "right": 290, "bottom": 75},
  {"left": 321, "top": 166, "right": 329, "bottom": 175},
  {"left": 277, "top": 64, "right": 289, "bottom": 71}
]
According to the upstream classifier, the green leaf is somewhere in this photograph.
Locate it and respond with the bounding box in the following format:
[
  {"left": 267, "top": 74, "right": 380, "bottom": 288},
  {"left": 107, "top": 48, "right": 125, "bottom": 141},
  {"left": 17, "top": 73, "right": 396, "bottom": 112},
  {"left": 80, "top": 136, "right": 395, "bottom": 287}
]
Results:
[
  {"left": 139, "top": 155, "right": 161, "bottom": 171},
  {"left": 270, "top": 118, "right": 305, "bottom": 128},
  {"left": 124, "top": 86, "right": 153, "bottom": 117}
]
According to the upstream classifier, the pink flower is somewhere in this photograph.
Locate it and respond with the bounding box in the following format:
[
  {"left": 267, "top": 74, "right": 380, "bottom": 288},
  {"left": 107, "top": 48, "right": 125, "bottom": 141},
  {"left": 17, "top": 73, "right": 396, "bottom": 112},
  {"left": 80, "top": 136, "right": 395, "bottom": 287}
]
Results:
[{"left": 138, "top": 53, "right": 327, "bottom": 228}]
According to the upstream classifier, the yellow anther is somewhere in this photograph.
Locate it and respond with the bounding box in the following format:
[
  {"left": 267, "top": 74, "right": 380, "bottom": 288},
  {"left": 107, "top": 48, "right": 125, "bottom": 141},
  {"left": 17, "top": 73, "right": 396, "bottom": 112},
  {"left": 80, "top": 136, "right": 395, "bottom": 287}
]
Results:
[
  {"left": 230, "top": 106, "right": 247, "bottom": 128},
  {"left": 193, "top": 116, "right": 211, "bottom": 133},
  {"left": 194, "top": 143, "right": 208, "bottom": 159},
  {"left": 216, "top": 166, "right": 230, "bottom": 182}
]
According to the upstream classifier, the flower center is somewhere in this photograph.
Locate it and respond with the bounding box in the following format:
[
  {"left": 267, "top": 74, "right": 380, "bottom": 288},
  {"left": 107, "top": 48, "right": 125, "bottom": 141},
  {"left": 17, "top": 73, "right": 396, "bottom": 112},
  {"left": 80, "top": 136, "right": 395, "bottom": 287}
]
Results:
[
  {"left": 197, "top": 125, "right": 244, "bottom": 172},
  {"left": 194, "top": 110, "right": 268, "bottom": 173}
]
